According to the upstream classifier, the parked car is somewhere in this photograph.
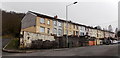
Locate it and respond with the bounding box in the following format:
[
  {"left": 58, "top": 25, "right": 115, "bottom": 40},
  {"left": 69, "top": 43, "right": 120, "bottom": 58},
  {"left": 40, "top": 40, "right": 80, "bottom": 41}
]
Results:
[
  {"left": 112, "top": 40, "right": 118, "bottom": 44},
  {"left": 118, "top": 40, "right": 120, "bottom": 44}
]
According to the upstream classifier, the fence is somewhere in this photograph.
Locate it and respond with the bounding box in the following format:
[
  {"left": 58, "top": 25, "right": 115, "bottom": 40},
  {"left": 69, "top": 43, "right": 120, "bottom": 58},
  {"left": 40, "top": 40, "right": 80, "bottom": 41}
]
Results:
[{"left": 57, "top": 35, "right": 89, "bottom": 48}]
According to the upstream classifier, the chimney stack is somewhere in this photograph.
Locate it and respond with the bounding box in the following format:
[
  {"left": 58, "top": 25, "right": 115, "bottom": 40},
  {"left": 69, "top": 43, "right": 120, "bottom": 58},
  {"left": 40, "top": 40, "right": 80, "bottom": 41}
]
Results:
[{"left": 54, "top": 15, "right": 58, "bottom": 19}]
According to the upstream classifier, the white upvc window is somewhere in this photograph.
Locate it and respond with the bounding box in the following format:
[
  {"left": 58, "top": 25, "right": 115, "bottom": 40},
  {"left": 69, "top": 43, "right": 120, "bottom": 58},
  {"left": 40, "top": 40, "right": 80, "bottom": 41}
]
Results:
[
  {"left": 58, "top": 21, "right": 62, "bottom": 27},
  {"left": 76, "top": 26, "right": 79, "bottom": 29},
  {"left": 40, "top": 26, "right": 45, "bottom": 33},
  {"left": 40, "top": 18, "right": 45, "bottom": 23},
  {"left": 83, "top": 27, "right": 85, "bottom": 31},
  {"left": 53, "top": 20, "right": 57, "bottom": 26},
  {"left": 47, "top": 20, "right": 50, "bottom": 25}
]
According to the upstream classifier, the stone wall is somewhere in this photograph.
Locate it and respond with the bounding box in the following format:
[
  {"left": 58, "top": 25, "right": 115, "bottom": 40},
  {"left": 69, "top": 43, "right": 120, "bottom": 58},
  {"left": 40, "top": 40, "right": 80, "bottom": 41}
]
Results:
[{"left": 20, "top": 31, "right": 55, "bottom": 48}]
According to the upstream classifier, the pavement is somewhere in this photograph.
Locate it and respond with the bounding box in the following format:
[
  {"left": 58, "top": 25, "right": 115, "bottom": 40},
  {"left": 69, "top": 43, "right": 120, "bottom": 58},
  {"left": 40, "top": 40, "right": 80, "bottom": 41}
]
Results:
[
  {"left": 2, "top": 44, "right": 119, "bottom": 56},
  {"left": 2, "top": 38, "right": 11, "bottom": 48}
]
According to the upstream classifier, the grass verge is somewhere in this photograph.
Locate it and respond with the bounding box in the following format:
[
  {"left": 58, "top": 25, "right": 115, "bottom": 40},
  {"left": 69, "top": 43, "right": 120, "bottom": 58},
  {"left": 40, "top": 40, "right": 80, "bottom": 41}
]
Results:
[
  {"left": 2, "top": 34, "right": 15, "bottom": 39},
  {"left": 4, "top": 38, "right": 19, "bottom": 50}
]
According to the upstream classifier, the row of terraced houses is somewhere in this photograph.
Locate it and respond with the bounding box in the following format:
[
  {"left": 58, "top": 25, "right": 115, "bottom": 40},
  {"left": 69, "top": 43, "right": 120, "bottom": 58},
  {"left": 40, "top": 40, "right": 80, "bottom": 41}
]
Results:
[{"left": 20, "top": 11, "right": 115, "bottom": 48}]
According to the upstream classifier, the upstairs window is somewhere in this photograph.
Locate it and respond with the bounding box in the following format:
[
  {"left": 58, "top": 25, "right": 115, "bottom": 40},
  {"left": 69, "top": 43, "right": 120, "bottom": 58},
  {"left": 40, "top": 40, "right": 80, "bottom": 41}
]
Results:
[
  {"left": 53, "top": 20, "right": 57, "bottom": 26},
  {"left": 83, "top": 27, "right": 85, "bottom": 31},
  {"left": 47, "top": 20, "right": 50, "bottom": 25},
  {"left": 40, "top": 18, "right": 45, "bottom": 24},
  {"left": 76, "top": 26, "right": 79, "bottom": 29},
  {"left": 58, "top": 21, "right": 62, "bottom": 27}
]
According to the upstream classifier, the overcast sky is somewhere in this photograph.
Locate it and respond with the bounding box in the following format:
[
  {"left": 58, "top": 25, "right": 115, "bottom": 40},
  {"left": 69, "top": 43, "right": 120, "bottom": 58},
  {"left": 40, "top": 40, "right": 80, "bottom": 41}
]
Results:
[{"left": 1, "top": 0, "right": 119, "bottom": 32}]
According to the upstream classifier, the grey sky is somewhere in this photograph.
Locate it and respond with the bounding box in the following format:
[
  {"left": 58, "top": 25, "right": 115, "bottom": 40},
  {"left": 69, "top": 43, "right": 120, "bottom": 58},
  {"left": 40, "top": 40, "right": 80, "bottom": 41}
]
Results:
[{"left": 1, "top": 0, "right": 119, "bottom": 32}]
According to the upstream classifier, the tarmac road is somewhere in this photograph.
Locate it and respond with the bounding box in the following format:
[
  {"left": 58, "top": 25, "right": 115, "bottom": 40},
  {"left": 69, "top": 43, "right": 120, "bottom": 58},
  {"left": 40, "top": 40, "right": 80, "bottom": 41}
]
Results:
[{"left": 2, "top": 44, "right": 119, "bottom": 56}]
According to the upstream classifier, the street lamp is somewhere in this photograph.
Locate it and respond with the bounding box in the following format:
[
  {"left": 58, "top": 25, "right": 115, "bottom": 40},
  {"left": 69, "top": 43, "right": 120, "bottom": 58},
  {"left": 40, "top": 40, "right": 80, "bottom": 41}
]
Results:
[{"left": 66, "top": 2, "right": 78, "bottom": 48}]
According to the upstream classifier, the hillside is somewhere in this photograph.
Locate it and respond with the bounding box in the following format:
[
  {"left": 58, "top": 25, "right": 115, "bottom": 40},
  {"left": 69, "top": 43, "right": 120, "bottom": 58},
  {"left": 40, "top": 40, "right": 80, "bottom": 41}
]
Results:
[{"left": 2, "top": 10, "right": 25, "bottom": 37}]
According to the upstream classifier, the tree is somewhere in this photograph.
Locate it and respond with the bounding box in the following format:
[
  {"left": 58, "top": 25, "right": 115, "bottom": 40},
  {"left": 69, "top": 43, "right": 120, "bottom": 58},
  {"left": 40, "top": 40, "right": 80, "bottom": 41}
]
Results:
[
  {"left": 2, "top": 10, "right": 25, "bottom": 36},
  {"left": 108, "top": 25, "right": 113, "bottom": 32}
]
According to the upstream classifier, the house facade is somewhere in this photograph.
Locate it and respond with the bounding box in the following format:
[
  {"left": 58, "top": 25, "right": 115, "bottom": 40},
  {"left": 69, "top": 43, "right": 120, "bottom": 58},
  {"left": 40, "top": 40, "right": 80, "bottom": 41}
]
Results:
[
  {"left": 72, "top": 23, "right": 80, "bottom": 36},
  {"left": 91, "top": 28, "right": 97, "bottom": 38},
  {"left": 52, "top": 18, "right": 64, "bottom": 36},
  {"left": 21, "top": 11, "right": 37, "bottom": 33},
  {"left": 21, "top": 11, "right": 54, "bottom": 35},
  {"left": 63, "top": 22, "right": 74, "bottom": 35},
  {"left": 21, "top": 11, "right": 116, "bottom": 47},
  {"left": 85, "top": 26, "right": 92, "bottom": 37},
  {"left": 36, "top": 16, "right": 53, "bottom": 35}
]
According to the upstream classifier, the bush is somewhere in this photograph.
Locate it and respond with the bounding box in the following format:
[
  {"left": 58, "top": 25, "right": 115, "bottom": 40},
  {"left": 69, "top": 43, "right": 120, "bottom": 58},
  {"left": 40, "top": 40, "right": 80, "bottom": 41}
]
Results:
[
  {"left": 31, "top": 39, "right": 43, "bottom": 49},
  {"left": 31, "top": 40, "right": 58, "bottom": 49}
]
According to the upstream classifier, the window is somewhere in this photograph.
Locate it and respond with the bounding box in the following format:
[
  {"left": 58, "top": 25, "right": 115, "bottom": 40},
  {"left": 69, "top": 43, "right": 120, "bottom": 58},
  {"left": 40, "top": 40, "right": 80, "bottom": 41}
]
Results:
[
  {"left": 40, "top": 18, "right": 45, "bottom": 23},
  {"left": 40, "top": 27, "right": 45, "bottom": 33},
  {"left": 58, "top": 29, "right": 62, "bottom": 35},
  {"left": 83, "top": 27, "right": 85, "bottom": 31},
  {"left": 80, "top": 32, "right": 84, "bottom": 36},
  {"left": 47, "top": 28, "right": 50, "bottom": 34},
  {"left": 86, "top": 32, "right": 88, "bottom": 35},
  {"left": 53, "top": 20, "right": 57, "bottom": 26},
  {"left": 76, "top": 26, "right": 79, "bottom": 29},
  {"left": 69, "top": 24, "right": 72, "bottom": 28},
  {"left": 76, "top": 31, "right": 79, "bottom": 35},
  {"left": 80, "top": 27, "right": 82, "bottom": 30},
  {"left": 47, "top": 20, "right": 50, "bottom": 25},
  {"left": 81, "top": 27, "right": 85, "bottom": 31},
  {"left": 53, "top": 28, "right": 57, "bottom": 34},
  {"left": 58, "top": 21, "right": 62, "bottom": 27}
]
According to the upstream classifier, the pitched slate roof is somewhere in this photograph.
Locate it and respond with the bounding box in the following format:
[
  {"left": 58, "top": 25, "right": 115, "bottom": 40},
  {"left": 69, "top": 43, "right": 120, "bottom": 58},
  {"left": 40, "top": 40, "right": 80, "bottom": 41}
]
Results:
[
  {"left": 28, "top": 11, "right": 65, "bottom": 22},
  {"left": 28, "top": 11, "right": 115, "bottom": 33}
]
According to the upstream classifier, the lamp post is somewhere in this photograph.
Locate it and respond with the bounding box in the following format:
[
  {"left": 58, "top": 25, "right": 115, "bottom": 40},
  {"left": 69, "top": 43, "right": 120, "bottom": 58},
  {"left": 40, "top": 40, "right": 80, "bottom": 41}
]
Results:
[{"left": 66, "top": 2, "right": 78, "bottom": 48}]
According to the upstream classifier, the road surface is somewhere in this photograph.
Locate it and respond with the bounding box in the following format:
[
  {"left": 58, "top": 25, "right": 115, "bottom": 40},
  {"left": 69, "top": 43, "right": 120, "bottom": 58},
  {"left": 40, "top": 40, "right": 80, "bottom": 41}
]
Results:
[{"left": 2, "top": 44, "right": 119, "bottom": 56}]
